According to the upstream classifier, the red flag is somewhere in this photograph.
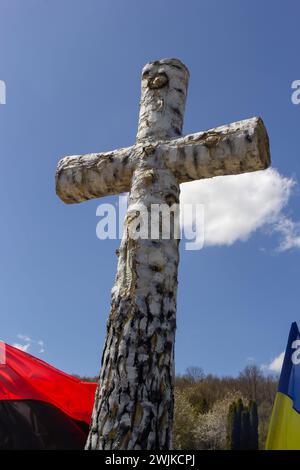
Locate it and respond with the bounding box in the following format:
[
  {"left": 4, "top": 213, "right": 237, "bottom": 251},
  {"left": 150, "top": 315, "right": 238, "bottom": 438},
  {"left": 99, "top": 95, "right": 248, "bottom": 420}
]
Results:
[{"left": 0, "top": 342, "right": 97, "bottom": 449}]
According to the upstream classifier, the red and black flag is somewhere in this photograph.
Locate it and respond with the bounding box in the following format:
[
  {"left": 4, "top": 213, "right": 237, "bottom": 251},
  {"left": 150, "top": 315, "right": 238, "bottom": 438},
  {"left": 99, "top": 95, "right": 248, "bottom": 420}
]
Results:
[{"left": 0, "top": 342, "right": 97, "bottom": 450}]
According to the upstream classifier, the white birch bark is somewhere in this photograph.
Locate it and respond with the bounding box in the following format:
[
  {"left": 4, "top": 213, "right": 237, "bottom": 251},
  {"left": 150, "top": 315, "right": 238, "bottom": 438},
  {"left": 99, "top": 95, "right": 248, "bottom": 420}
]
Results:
[
  {"left": 55, "top": 58, "right": 271, "bottom": 450},
  {"left": 85, "top": 59, "right": 189, "bottom": 450},
  {"left": 56, "top": 117, "right": 270, "bottom": 204},
  {"left": 86, "top": 160, "right": 180, "bottom": 450}
]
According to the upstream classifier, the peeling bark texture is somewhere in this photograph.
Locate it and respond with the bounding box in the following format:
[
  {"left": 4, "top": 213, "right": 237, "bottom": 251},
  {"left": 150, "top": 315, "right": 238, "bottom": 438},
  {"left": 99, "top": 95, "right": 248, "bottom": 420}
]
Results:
[
  {"left": 136, "top": 58, "right": 189, "bottom": 142},
  {"left": 56, "top": 117, "right": 270, "bottom": 204},
  {"left": 85, "top": 59, "right": 188, "bottom": 450},
  {"left": 86, "top": 153, "right": 180, "bottom": 450},
  {"left": 55, "top": 146, "right": 134, "bottom": 204},
  {"left": 55, "top": 58, "right": 271, "bottom": 450},
  {"left": 160, "top": 116, "right": 270, "bottom": 182}
]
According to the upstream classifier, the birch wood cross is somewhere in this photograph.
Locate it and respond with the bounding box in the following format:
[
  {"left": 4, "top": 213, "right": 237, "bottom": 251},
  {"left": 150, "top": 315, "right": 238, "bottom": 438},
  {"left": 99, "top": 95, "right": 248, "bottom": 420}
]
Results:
[{"left": 55, "top": 58, "right": 271, "bottom": 450}]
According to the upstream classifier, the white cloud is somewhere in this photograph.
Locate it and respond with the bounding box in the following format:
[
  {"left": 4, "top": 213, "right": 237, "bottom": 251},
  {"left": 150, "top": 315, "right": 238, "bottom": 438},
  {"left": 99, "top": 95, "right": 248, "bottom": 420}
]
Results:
[
  {"left": 17, "top": 334, "right": 31, "bottom": 342},
  {"left": 274, "top": 217, "right": 300, "bottom": 251},
  {"left": 13, "top": 335, "right": 45, "bottom": 354},
  {"left": 12, "top": 342, "right": 30, "bottom": 352},
  {"left": 37, "top": 340, "right": 45, "bottom": 353},
  {"left": 262, "top": 351, "right": 285, "bottom": 374},
  {"left": 180, "top": 168, "right": 295, "bottom": 247}
]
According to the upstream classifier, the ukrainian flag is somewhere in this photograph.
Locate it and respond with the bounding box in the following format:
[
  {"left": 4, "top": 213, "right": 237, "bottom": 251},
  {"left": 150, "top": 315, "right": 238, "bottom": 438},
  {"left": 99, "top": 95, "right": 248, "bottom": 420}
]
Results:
[{"left": 266, "top": 322, "right": 300, "bottom": 449}]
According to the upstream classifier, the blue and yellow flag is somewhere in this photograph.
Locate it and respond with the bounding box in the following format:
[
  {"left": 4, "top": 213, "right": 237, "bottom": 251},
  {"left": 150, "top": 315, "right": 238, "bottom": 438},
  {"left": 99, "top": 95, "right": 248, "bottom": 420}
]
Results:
[{"left": 266, "top": 322, "right": 300, "bottom": 449}]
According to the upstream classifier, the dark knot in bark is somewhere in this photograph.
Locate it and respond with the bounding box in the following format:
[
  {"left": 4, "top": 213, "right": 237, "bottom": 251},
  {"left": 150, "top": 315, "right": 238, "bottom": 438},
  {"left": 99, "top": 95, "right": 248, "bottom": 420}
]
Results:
[
  {"left": 148, "top": 72, "right": 169, "bottom": 89},
  {"left": 143, "top": 144, "right": 156, "bottom": 156}
]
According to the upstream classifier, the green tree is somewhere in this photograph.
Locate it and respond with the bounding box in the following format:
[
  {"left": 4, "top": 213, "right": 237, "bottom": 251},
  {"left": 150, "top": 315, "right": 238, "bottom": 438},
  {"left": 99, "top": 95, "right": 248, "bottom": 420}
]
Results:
[
  {"left": 227, "top": 399, "right": 259, "bottom": 450},
  {"left": 227, "top": 402, "right": 240, "bottom": 449},
  {"left": 249, "top": 400, "right": 259, "bottom": 450},
  {"left": 227, "top": 403, "right": 235, "bottom": 449},
  {"left": 235, "top": 399, "right": 243, "bottom": 447},
  {"left": 241, "top": 408, "right": 251, "bottom": 449}
]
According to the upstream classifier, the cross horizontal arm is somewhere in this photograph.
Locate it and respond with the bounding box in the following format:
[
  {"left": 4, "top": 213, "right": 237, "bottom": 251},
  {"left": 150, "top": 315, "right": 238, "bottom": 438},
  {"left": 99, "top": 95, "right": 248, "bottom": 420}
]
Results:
[
  {"left": 56, "top": 146, "right": 135, "bottom": 204},
  {"left": 158, "top": 117, "right": 270, "bottom": 183}
]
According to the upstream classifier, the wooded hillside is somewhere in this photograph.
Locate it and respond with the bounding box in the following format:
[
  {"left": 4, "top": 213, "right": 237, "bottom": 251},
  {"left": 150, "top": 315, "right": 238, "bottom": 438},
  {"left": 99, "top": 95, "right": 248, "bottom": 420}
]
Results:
[{"left": 173, "top": 365, "right": 277, "bottom": 449}]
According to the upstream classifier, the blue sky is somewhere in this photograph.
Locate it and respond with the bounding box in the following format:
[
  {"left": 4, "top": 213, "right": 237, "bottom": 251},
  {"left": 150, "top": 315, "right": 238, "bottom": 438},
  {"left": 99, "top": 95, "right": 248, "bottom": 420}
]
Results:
[{"left": 0, "top": 0, "right": 300, "bottom": 377}]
